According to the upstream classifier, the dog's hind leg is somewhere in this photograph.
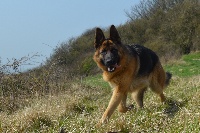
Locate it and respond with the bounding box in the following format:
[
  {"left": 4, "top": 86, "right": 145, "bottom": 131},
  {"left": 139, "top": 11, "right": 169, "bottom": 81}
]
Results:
[
  {"left": 150, "top": 62, "right": 166, "bottom": 102},
  {"left": 150, "top": 83, "right": 166, "bottom": 102},
  {"left": 132, "top": 87, "right": 147, "bottom": 108},
  {"left": 150, "top": 82, "right": 166, "bottom": 102}
]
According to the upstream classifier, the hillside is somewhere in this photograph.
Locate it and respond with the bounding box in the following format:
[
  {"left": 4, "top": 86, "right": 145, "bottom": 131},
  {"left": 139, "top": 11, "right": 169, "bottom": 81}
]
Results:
[{"left": 0, "top": 52, "right": 199, "bottom": 132}]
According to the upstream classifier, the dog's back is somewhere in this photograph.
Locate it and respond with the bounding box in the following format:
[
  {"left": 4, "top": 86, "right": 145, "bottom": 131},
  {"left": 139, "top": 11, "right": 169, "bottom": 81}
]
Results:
[{"left": 126, "top": 44, "right": 159, "bottom": 77}]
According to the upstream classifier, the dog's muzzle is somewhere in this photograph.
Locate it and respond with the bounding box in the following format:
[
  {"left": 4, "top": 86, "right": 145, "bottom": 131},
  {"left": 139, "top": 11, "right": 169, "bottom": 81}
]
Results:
[
  {"left": 102, "top": 50, "right": 120, "bottom": 72},
  {"left": 105, "top": 58, "right": 120, "bottom": 72}
]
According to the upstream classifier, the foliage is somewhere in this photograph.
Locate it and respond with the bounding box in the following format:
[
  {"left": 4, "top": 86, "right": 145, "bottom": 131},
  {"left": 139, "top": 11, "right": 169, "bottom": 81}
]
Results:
[
  {"left": 0, "top": 57, "right": 72, "bottom": 114},
  {"left": 80, "top": 56, "right": 96, "bottom": 75},
  {"left": 45, "top": 0, "right": 200, "bottom": 76},
  {"left": 125, "top": 0, "right": 200, "bottom": 55},
  {"left": 47, "top": 28, "right": 96, "bottom": 76}
]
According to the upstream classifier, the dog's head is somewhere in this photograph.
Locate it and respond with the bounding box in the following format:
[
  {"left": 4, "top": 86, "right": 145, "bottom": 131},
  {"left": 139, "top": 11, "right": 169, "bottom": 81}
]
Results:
[{"left": 93, "top": 25, "right": 122, "bottom": 72}]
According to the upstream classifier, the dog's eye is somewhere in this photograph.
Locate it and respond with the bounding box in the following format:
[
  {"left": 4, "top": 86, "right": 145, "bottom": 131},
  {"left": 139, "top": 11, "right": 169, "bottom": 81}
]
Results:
[
  {"left": 100, "top": 50, "right": 107, "bottom": 55},
  {"left": 111, "top": 49, "right": 118, "bottom": 53}
]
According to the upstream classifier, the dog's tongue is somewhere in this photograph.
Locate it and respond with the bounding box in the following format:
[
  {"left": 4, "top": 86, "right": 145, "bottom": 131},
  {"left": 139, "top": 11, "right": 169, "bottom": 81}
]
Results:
[{"left": 114, "top": 63, "right": 121, "bottom": 68}]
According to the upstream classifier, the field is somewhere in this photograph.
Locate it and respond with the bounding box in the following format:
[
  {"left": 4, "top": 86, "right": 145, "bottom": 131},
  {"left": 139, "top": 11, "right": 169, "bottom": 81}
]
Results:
[{"left": 0, "top": 52, "right": 200, "bottom": 133}]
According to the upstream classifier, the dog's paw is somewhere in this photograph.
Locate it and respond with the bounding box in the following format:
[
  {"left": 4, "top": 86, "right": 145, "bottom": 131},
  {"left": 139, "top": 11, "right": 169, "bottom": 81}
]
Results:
[
  {"left": 128, "top": 104, "right": 134, "bottom": 111},
  {"left": 95, "top": 122, "right": 102, "bottom": 127},
  {"left": 96, "top": 117, "right": 109, "bottom": 127}
]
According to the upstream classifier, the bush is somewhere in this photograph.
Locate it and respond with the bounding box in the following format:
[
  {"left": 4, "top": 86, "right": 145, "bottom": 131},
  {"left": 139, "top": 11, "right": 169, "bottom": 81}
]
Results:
[{"left": 45, "top": 1, "right": 199, "bottom": 76}]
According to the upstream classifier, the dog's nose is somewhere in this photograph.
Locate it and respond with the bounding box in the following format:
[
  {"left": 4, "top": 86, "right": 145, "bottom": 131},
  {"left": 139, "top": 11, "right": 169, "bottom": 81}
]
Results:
[{"left": 105, "top": 59, "right": 113, "bottom": 66}]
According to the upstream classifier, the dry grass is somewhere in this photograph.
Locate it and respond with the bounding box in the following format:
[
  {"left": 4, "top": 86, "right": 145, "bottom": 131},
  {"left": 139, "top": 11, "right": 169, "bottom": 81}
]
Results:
[{"left": 0, "top": 75, "right": 199, "bottom": 133}]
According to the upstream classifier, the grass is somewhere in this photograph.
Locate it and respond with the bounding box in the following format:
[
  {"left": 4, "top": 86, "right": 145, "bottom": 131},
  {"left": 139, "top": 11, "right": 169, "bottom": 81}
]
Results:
[
  {"left": 0, "top": 52, "right": 200, "bottom": 132},
  {"left": 164, "top": 52, "right": 200, "bottom": 77}
]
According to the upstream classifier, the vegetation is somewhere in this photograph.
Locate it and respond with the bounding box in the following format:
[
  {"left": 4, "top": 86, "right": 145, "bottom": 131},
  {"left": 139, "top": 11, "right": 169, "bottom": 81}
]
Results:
[
  {"left": 0, "top": 0, "right": 199, "bottom": 132},
  {"left": 0, "top": 52, "right": 199, "bottom": 132}
]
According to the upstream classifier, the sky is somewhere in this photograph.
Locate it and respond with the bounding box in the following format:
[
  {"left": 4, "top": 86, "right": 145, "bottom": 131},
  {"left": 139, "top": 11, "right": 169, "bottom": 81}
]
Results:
[{"left": 0, "top": 0, "right": 140, "bottom": 71}]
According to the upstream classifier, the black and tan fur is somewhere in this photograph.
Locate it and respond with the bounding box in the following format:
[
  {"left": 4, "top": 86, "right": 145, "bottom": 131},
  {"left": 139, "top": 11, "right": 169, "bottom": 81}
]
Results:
[{"left": 93, "top": 25, "right": 172, "bottom": 124}]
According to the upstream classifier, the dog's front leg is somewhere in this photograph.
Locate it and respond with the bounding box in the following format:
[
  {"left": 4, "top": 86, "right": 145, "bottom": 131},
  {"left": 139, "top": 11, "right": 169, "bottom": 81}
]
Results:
[
  {"left": 117, "top": 92, "right": 129, "bottom": 113},
  {"left": 100, "top": 87, "right": 123, "bottom": 124}
]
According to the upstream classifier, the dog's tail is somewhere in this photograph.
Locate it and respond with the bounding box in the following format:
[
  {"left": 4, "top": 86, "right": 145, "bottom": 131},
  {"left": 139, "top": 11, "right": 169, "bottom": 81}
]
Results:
[{"left": 165, "top": 72, "right": 172, "bottom": 86}]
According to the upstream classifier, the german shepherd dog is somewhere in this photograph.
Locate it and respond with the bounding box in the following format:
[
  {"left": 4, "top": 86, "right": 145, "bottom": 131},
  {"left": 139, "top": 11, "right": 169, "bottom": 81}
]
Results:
[{"left": 93, "top": 25, "right": 172, "bottom": 124}]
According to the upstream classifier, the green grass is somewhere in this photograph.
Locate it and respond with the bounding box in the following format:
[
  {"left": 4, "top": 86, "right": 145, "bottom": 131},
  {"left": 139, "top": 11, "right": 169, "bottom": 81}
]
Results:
[
  {"left": 82, "top": 74, "right": 110, "bottom": 89},
  {"left": 164, "top": 52, "right": 200, "bottom": 77},
  {"left": 0, "top": 52, "right": 200, "bottom": 132}
]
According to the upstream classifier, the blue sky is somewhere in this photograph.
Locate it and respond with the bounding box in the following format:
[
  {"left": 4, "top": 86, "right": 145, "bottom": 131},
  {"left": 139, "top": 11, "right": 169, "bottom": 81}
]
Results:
[{"left": 0, "top": 0, "right": 140, "bottom": 71}]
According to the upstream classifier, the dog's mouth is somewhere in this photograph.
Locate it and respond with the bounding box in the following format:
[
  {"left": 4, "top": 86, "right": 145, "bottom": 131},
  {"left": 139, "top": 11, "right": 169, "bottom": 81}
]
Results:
[{"left": 107, "top": 63, "right": 121, "bottom": 72}]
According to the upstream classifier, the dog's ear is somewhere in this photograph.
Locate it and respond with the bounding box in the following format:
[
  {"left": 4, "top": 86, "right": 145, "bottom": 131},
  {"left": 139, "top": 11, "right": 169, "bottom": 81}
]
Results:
[
  {"left": 110, "top": 25, "right": 121, "bottom": 44},
  {"left": 94, "top": 28, "right": 105, "bottom": 49}
]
